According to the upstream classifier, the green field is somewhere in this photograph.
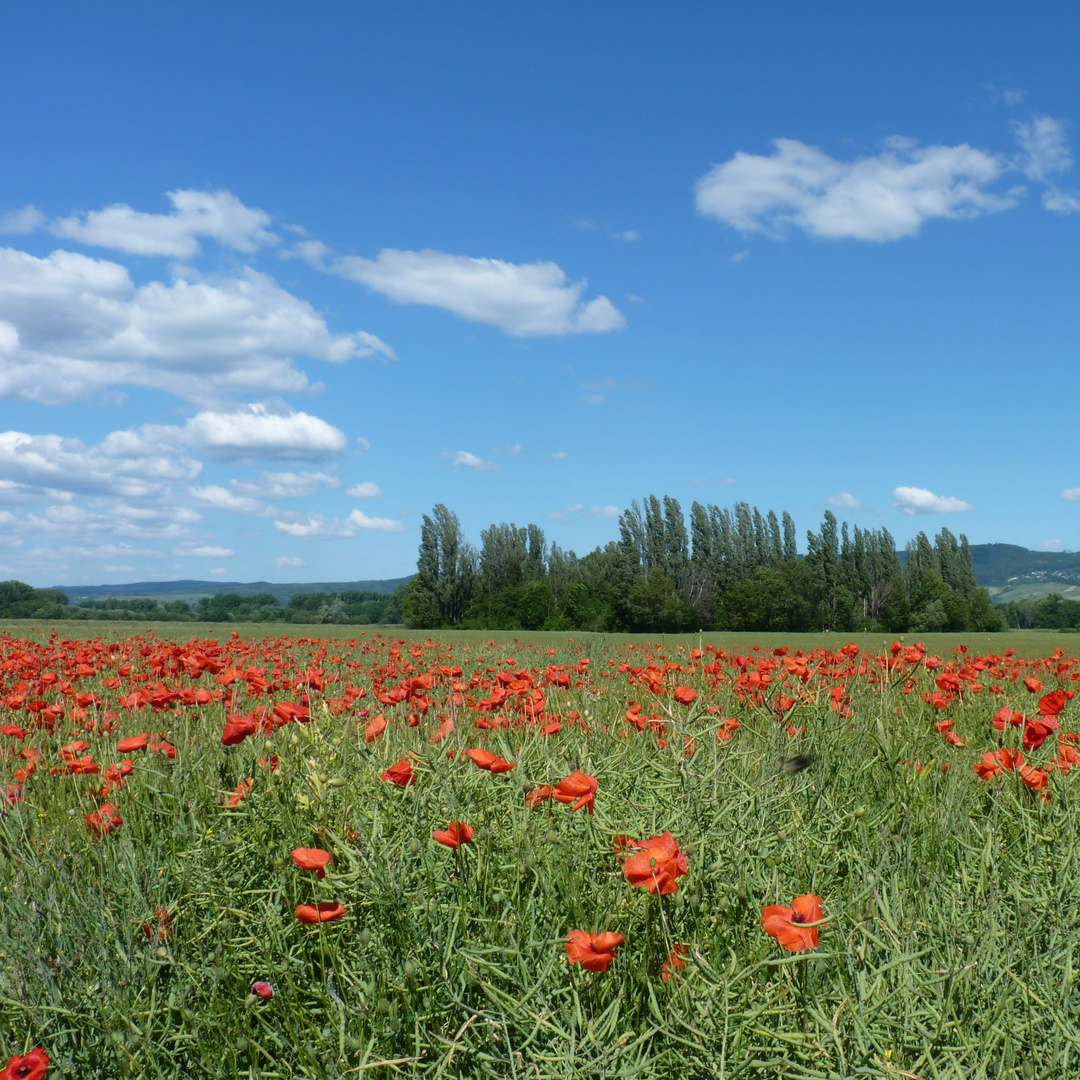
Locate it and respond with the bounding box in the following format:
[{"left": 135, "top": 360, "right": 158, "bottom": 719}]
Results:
[
  {"left": 1, "top": 627, "right": 1079, "bottom": 1078},
  {"left": 2, "top": 618, "right": 1078, "bottom": 658}
]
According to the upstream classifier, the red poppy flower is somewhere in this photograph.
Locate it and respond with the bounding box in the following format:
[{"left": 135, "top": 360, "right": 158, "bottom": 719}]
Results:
[
  {"left": 525, "top": 785, "right": 552, "bottom": 808},
  {"left": 1023, "top": 677, "right": 1043, "bottom": 694},
  {"left": 117, "top": 733, "right": 149, "bottom": 753},
  {"left": 565, "top": 929, "right": 625, "bottom": 973},
  {"left": 465, "top": 747, "right": 516, "bottom": 773},
  {"left": 364, "top": 714, "right": 387, "bottom": 743},
  {"left": 0, "top": 724, "right": 26, "bottom": 739},
  {"left": 673, "top": 686, "right": 696, "bottom": 705},
  {"left": 142, "top": 907, "right": 173, "bottom": 940},
  {"left": 291, "top": 848, "right": 332, "bottom": 879},
  {"left": 85, "top": 802, "right": 122, "bottom": 837},
  {"left": 621, "top": 831, "right": 688, "bottom": 895},
  {"left": 226, "top": 778, "right": 252, "bottom": 807},
  {"left": 762, "top": 894, "right": 825, "bottom": 952},
  {"left": 433, "top": 821, "right": 474, "bottom": 848},
  {"left": 1, "top": 783, "right": 23, "bottom": 807},
  {"left": 250, "top": 980, "right": 274, "bottom": 999},
  {"left": 661, "top": 942, "right": 689, "bottom": 982},
  {"left": 975, "top": 746, "right": 1024, "bottom": 780},
  {"left": 1, "top": 1048, "right": 49, "bottom": 1080},
  {"left": 552, "top": 770, "right": 598, "bottom": 813},
  {"left": 295, "top": 902, "right": 346, "bottom": 924},
  {"left": 1038, "top": 689, "right": 1068, "bottom": 717},
  {"left": 380, "top": 758, "right": 417, "bottom": 786},
  {"left": 221, "top": 713, "right": 257, "bottom": 747}
]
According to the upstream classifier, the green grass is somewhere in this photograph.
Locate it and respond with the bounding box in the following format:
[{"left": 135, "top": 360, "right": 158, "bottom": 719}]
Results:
[
  {"left": 1, "top": 618, "right": 1076, "bottom": 658},
  {"left": 1, "top": 630, "right": 1079, "bottom": 1078}
]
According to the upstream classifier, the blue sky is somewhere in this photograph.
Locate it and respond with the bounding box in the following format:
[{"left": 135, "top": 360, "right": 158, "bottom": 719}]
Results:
[{"left": 1, "top": 3, "right": 1079, "bottom": 587}]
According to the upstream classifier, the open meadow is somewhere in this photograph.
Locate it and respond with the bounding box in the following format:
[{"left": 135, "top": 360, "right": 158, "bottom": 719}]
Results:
[{"left": 2, "top": 623, "right": 1079, "bottom": 1079}]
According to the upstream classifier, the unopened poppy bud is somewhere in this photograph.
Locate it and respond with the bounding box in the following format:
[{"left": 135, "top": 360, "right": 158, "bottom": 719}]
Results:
[
  {"left": 404, "top": 960, "right": 416, "bottom": 978},
  {"left": 737, "top": 883, "right": 747, "bottom": 901},
  {"left": 360, "top": 929, "right": 372, "bottom": 946},
  {"left": 250, "top": 980, "right": 274, "bottom": 1000},
  {"left": 409, "top": 838, "right": 419, "bottom": 855},
  {"left": 776, "top": 831, "right": 788, "bottom": 844},
  {"left": 155, "top": 946, "right": 169, "bottom": 960},
  {"left": 853, "top": 806, "right": 867, "bottom": 818}
]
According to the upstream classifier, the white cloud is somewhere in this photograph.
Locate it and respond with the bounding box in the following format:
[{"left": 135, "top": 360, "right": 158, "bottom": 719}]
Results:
[
  {"left": 156, "top": 403, "right": 347, "bottom": 461},
  {"left": 188, "top": 484, "right": 269, "bottom": 515},
  {"left": 272, "top": 508, "right": 405, "bottom": 537},
  {"left": 275, "top": 555, "right": 305, "bottom": 568},
  {"left": 1036, "top": 539, "right": 1062, "bottom": 550},
  {"left": 0, "top": 205, "right": 45, "bottom": 235},
  {"left": 347, "top": 509, "right": 404, "bottom": 533},
  {"left": 548, "top": 451, "right": 569, "bottom": 460},
  {"left": 273, "top": 514, "right": 355, "bottom": 539},
  {"left": 51, "top": 189, "right": 278, "bottom": 257},
  {"left": 1043, "top": 188, "right": 1080, "bottom": 214},
  {"left": 0, "top": 428, "right": 200, "bottom": 499},
  {"left": 590, "top": 505, "right": 622, "bottom": 519},
  {"left": 209, "top": 567, "right": 227, "bottom": 575},
  {"left": 0, "top": 249, "right": 394, "bottom": 405},
  {"left": 445, "top": 450, "right": 497, "bottom": 471},
  {"left": 1062, "top": 488, "right": 1080, "bottom": 500},
  {"left": 893, "top": 486, "right": 974, "bottom": 515},
  {"left": 828, "top": 492, "right": 864, "bottom": 510},
  {"left": 325, "top": 248, "right": 625, "bottom": 336},
  {"left": 356, "top": 436, "right": 371, "bottom": 453},
  {"left": 1011, "top": 115, "right": 1072, "bottom": 181},
  {"left": 498, "top": 443, "right": 525, "bottom": 454},
  {"left": 612, "top": 230, "right": 640, "bottom": 242},
  {"left": 695, "top": 137, "right": 1014, "bottom": 240},
  {"left": 231, "top": 470, "right": 340, "bottom": 499},
  {"left": 730, "top": 250, "right": 750, "bottom": 263},
  {"left": 176, "top": 545, "right": 234, "bottom": 558},
  {"left": 580, "top": 394, "right": 605, "bottom": 406},
  {"left": 346, "top": 481, "right": 384, "bottom": 498}
]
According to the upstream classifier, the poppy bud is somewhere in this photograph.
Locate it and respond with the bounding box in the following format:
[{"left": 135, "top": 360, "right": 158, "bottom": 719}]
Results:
[{"left": 250, "top": 980, "right": 274, "bottom": 1000}]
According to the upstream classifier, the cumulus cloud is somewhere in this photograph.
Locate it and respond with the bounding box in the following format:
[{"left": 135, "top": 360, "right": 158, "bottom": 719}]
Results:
[
  {"left": 188, "top": 485, "right": 269, "bottom": 515},
  {"left": 0, "top": 205, "right": 45, "bottom": 234},
  {"left": 175, "top": 545, "right": 234, "bottom": 558},
  {"left": 1062, "top": 488, "right": 1080, "bottom": 500},
  {"left": 51, "top": 189, "right": 278, "bottom": 257},
  {"left": 445, "top": 450, "right": 497, "bottom": 471},
  {"left": 695, "top": 137, "right": 1015, "bottom": 241},
  {"left": 1037, "top": 539, "right": 1062, "bottom": 550},
  {"left": 275, "top": 555, "right": 305, "bottom": 567},
  {"left": 272, "top": 509, "right": 403, "bottom": 538},
  {"left": 346, "top": 481, "right": 384, "bottom": 498},
  {"left": 590, "top": 505, "right": 622, "bottom": 518},
  {"left": 231, "top": 470, "right": 340, "bottom": 499},
  {"left": 0, "top": 249, "right": 394, "bottom": 405},
  {"left": 156, "top": 404, "right": 347, "bottom": 462},
  {"left": 828, "top": 492, "right": 865, "bottom": 510},
  {"left": 0, "top": 428, "right": 200, "bottom": 499},
  {"left": 347, "top": 509, "right": 404, "bottom": 533},
  {"left": 324, "top": 248, "right": 625, "bottom": 337},
  {"left": 893, "top": 486, "right": 974, "bottom": 515}
]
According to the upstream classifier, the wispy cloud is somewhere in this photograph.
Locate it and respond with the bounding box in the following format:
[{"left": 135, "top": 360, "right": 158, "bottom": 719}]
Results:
[
  {"left": 827, "top": 492, "right": 864, "bottom": 510},
  {"left": 308, "top": 246, "right": 625, "bottom": 337}
]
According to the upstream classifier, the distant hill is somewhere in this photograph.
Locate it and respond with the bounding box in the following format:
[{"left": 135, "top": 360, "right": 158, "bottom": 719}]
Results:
[
  {"left": 969, "top": 544, "right": 1080, "bottom": 588},
  {"left": 55, "top": 576, "right": 414, "bottom": 606}
]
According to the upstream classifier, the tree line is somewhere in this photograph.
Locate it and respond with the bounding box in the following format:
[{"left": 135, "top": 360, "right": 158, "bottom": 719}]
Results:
[
  {"left": 0, "top": 582, "right": 404, "bottom": 625},
  {"left": 402, "top": 498, "right": 1003, "bottom": 633}
]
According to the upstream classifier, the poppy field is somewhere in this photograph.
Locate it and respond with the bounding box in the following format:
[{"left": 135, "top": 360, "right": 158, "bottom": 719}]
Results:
[{"left": 1, "top": 628, "right": 1079, "bottom": 1079}]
